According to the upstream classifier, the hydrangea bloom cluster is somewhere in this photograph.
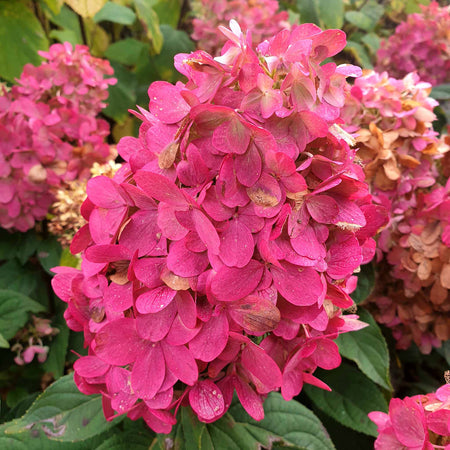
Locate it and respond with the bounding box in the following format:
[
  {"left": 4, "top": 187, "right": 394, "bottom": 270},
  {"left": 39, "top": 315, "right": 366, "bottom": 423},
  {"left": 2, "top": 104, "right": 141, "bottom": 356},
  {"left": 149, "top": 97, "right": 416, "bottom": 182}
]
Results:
[
  {"left": 341, "top": 70, "right": 450, "bottom": 353},
  {"left": 11, "top": 316, "right": 59, "bottom": 366},
  {"left": 52, "top": 22, "right": 388, "bottom": 433},
  {"left": 191, "top": 0, "right": 290, "bottom": 55},
  {"left": 376, "top": 1, "right": 450, "bottom": 86},
  {"left": 369, "top": 382, "right": 450, "bottom": 449},
  {"left": 0, "top": 42, "right": 116, "bottom": 232}
]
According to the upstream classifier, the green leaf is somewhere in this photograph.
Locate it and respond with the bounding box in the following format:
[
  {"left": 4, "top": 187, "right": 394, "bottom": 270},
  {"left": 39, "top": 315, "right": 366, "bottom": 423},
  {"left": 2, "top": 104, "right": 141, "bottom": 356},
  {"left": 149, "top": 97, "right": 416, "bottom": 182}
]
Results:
[
  {"left": 295, "top": 0, "right": 320, "bottom": 25},
  {"left": 133, "top": 0, "right": 164, "bottom": 54},
  {"left": 431, "top": 84, "right": 450, "bottom": 100},
  {"left": 16, "top": 231, "right": 40, "bottom": 265},
  {"left": 0, "top": 290, "right": 45, "bottom": 340},
  {"left": 37, "top": 238, "right": 62, "bottom": 275},
  {"left": 0, "top": 1, "right": 49, "bottom": 82},
  {"left": 152, "top": 0, "right": 183, "bottom": 28},
  {"left": 104, "top": 38, "right": 149, "bottom": 66},
  {"left": 361, "top": 32, "right": 381, "bottom": 55},
  {"left": 3, "top": 373, "right": 122, "bottom": 441},
  {"left": 345, "top": 40, "right": 373, "bottom": 68},
  {"left": 38, "top": 0, "right": 64, "bottom": 15},
  {"left": 41, "top": 313, "right": 69, "bottom": 379},
  {"left": 0, "top": 332, "right": 9, "bottom": 348},
  {"left": 153, "top": 393, "right": 334, "bottom": 449},
  {"left": 351, "top": 263, "right": 375, "bottom": 304},
  {"left": 336, "top": 308, "right": 391, "bottom": 390},
  {"left": 59, "top": 248, "right": 80, "bottom": 269},
  {"left": 103, "top": 62, "right": 137, "bottom": 123},
  {"left": 44, "top": 4, "right": 83, "bottom": 45},
  {"left": 95, "top": 431, "right": 153, "bottom": 450},
  {"left": 304, "top": 364, "right": 388, "bottom": 437},
  {"left": 316, "top": 0, "right": 344, "bottom": 29},
  {"left": 94, "top": 1, "right": 136, "bottom": 25},
  {"left": 345, "top": 1, "right": 384, "bottom": 32}
]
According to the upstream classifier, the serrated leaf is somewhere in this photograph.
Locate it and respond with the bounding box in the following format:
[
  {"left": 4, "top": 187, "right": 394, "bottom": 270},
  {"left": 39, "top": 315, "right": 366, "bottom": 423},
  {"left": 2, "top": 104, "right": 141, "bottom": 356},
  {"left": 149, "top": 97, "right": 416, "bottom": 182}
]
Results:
[
  {"left": 0, "top": 290, "right": 45, "bottom": 340},
  {"left": 64, "top": 0, "right": 107, "bottom": 18},
  {"left": 152, "top": 393, "right": 334, "bottom": 450},
  {"left": 3, "top": 373, "right": 122, "bottom": 441},
  {"left": 336, "top": 308, "right": 391, "bottom": 390},
  {"left": 94, "top": 2, "right": 136, "bottom": 25},
  {"left": 304, "top": 364, "right": 388, "bottom": 437},
  {"left": 351, "top": 263, "right": 375, "bottom": 304},
  {"left": 0, "top": 1, "right": 48, "bottom": 82},
  {"left": 104, "top": 38, "right": 149, "bottom": 66},
  {"left": 133, "top": 0, "right": 163, "bottom": 54}
]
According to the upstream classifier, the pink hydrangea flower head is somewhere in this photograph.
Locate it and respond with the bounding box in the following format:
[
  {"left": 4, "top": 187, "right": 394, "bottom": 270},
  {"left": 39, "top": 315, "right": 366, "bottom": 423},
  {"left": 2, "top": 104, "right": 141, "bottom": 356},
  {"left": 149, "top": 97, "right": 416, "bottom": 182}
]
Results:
[
  {"left": 376, "top": 2, "right": 450, "bottom": 86},
  {"left": 191, "top": 0, "right": 291, "bottom": 55},
  {"left": 52, "top": 22, "right": 388, "bottom": 432},
  {"left": 0, "top": 43, "right": 116, "bottom": 232}
]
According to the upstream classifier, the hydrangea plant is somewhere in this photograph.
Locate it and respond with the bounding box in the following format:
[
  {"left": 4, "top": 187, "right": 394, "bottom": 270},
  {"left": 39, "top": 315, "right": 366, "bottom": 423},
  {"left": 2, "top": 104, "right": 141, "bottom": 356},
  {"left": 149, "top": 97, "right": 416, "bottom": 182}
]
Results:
[{"left": 52, "top": 21, "right": 388, "bottom": 433}]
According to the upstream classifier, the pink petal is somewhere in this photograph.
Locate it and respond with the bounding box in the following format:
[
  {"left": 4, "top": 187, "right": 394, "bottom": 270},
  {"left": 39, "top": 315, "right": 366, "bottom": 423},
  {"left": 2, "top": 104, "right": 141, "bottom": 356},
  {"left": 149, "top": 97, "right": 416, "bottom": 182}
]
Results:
[
  {"left": 106, "top": 367, "right": 137, "bottom": 413},
  {"left": 104, "top": 282, "right": 134, "bottom": 312},
  {"left": 192, "top": 208, "right": 220, "bottom": 254},
  {"left": 390, "top": 398, "right": 427, "bottom": 447},
  {"left": 74, "top": 355, "right": 109, "bottom": 378},
  {"left": 234, "top": 377, "right": 264, "bottom": 421},
  {"left": 167, "top": 239, "right": 209, "bottom": 277},
  {"left": 95, "top": 318, "right": 141, "bottom": 365},
  {"left": 306, "top": 195, "right": 339, "bottom": 224},
  {"left": 136, "top": 301, "right": 177, "bottom": 341},
  {"left": 136, "top": 285, "right": 177, "bottom": 314},
  {"left": 212, "top": 116, "right": 250, "bottom": 155},
  {"left": 211, "top": 259, "right": 264, "bottom": 302},
  {"left": 131, "top": 343, "right": 166, "bottom": 399},
  {"left": 162, "top": 342, "right": 198, "bottom": 386},
  {"left": 134, "top": 171, "right": 187, "bottom": 208},
  {"left": 148, "top": 81, "right": 190, "bottom": 123},
  {"left": 189, "top": 380, "right": 225, "bottom": 422},
  {"left": 133, "top": 257, "right": 165, "bottom": 288},
  {"left": 219, "top": 219, "right": 254, "bottom": 268},
  {"left": 166, "top": 315, "right": 202, "bottom": 345},
  {"left": 271, "top": 262, "right": 324, "bottom": 306},
  {"left": 86, "top": 176, "right": 125, "bottom": 209},
  {"left": 189, "top": 313, "right": 229, "bottom": 362},
  {"left": 176, "top": 291, "right": 197, "bottom": 329},
  {"left": 235, "top": 143, "right": 262, "bottom": 187},
  {"left": 327, "top": 234, "right": 362, "bottom": 280}
]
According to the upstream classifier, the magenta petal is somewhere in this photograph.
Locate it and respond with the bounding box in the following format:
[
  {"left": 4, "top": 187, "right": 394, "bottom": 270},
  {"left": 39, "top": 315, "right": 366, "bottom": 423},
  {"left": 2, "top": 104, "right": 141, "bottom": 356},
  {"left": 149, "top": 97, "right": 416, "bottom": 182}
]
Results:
[
  {"left": 148, "top": 81, "right": 190, "bottom": 123},
  {"left": 144, "top": 388, "right": 173, "bottom": 410},
  {"left": 241, "top": 344, "right": 282, "bottom": 391},
  {"left": 332, "top": 197, "right": 366, "bottom": 228},
  {"left": 95, "top": 318, "right": 140, "bottom": 365},
  {"left": 212, "top": 117, "right": 250, "bottom": 155},
  {"left": 167, "top": 239, "right": 209, "bottom": 277},
  {"left": 191, "top": 209, "right": 220, "bottom": 254},
  {"left": 136, "top": 301, "right": 177, "bottom": 341},
  {"left": 271, "top": 262, "right": 324, "bottom": 306},
  {"left": 86, "top": 176, "right": 124, "bottom": 209},
  {"left": 306, "top": 195, "right": 339, "bottom": 224},
  {"left": 136, "top": 285, "right": 177, "bottom": 314},
  {"left": 176, "top": 291, "right": 197, "bottom": 329},
  {"left": 134, "top": 171, "right": 187, "bottom": 207},
  {"left": 290, "top": 224, "right": 326, "bottom": 260},
  {"left": 189, "top": 313, "right": 229, "bottom": 362},
  {"left": 235, "top": 143, "right": 262, "bottom": 187},
  {"left": 234, "top": 377, "right": 264, "bottom": 421},
  {"left": 281, "top": 367, "right": 303, "bottom": 401},
  {"left": 189, "top": 380, "right": 225, "bottom": 421},
  {"left": 106, "top": 367, "right": 137, "bottom": 413},
  {"left": 74, "top": 355, "right": 109, "bottom": 378},
  {"left": 162, "top": 342, "right": 198, "bottom": 386},
  {"left": 104, "top": 282, "right": 134, "bottom": 312},
  {"left": 390, "top": 398, "right": 427, "bottom": 447},
  {"left": 133, "top": 258, "right": 165, "bottom": 288},
  {"left": 211, "top": 259, "right": 264, "bottom": 302},
  {"left": 219, "top": 219, "right": 254, "bottom": 268},
  {"left": 327, "top": 234, "right": 362, "bottom": 280},
  {"left": 119, "top": 210, "right": 160, "bottom": 256},
  {"left": 166, "top": 315, "right": 202, "bottom": 345},
  {"left": 312, "top": 339, "right": 341, "bottom": 369},
  {"left": 85, "top": 244, "right": 131, "bottom": 263},
  {"left": 131, "top": 343, "right": 166, "bottom": 399}
]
